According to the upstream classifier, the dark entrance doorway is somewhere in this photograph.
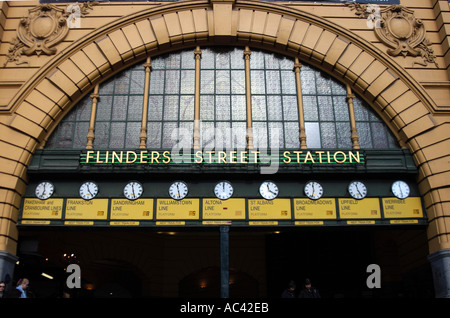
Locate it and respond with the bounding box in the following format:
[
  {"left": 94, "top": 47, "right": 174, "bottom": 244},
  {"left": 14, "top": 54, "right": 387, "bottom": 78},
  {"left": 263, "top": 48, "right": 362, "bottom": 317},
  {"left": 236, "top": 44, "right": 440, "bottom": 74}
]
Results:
[
  {"left": 265, "top": 227, "right": 434, "bottom": 298},
  {"left": 14, "top": 226, "right": 432, "bottom": 298}
]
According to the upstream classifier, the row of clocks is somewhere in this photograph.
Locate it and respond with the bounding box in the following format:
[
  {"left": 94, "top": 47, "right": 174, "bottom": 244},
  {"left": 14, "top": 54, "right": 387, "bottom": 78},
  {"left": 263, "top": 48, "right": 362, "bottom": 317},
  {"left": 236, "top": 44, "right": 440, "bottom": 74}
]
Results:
[{"left": 35, "top": 179, "right": 411, "bottom": 201}]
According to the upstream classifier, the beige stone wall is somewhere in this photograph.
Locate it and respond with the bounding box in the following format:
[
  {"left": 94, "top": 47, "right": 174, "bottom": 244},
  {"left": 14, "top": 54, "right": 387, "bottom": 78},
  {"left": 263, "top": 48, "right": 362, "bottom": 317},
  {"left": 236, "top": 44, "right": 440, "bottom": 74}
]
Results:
[{"left": 0, "top": 0, "right": 448, "bottom": 258}]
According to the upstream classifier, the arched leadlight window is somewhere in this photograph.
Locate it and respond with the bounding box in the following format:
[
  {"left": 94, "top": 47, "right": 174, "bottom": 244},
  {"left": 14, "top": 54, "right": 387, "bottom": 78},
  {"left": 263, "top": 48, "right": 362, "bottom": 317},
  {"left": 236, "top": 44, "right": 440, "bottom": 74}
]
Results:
[{"left": 44, "top": 47, "right": 399, "bottom": 151}]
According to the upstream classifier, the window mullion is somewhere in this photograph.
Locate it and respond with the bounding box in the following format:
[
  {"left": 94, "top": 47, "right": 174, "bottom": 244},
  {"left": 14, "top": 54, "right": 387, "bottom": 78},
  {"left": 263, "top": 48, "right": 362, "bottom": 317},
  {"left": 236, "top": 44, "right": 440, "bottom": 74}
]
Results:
[
  {"left": 139, "top": 56, "right": 152, "bottom": 149},
  {"left": 244, "top": 46, "right": 253, "bottom": 150},
  {"left": 294, "top": 58, "right": 307, "bottom": 149},
  {"left": 85, "top": 83, "right": 100, "bottom": 149},
  {"left": 193, "top": 46, "right": 202, "bottom": 150}
]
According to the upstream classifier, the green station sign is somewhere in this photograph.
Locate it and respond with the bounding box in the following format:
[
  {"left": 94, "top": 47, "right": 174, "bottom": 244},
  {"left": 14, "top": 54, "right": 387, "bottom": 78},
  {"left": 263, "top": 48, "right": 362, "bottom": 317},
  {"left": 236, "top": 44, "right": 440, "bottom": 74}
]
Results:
[{"left": 80, "top": 149, "right": 364, "bottom": 166}]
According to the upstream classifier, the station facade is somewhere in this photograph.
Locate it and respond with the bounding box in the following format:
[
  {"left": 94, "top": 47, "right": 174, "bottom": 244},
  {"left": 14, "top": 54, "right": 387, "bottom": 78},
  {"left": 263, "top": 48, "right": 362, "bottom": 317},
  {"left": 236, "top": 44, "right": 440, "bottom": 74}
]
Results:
[{"left": 0, "top": 0, "right": 449, "bottom": 297}]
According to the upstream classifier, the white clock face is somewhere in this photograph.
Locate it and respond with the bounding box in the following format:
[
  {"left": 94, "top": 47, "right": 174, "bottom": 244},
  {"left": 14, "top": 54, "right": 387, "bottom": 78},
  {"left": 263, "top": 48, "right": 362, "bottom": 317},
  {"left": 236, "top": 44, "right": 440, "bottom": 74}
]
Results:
[
  {"left": 124, "top": 181, "right": 143, "bottom": 200},
  {"left": 391, "top": 180, "right": 410, "bottom": 199},
  {"left": 259, "top": 181, "right": 279, "bottom": 200},
  {"left": 35, "top": 181, "right": 54, "bottom": 200},
  {"left": 348, "top": 181, "right": 367, "bottom": 199},
  {"left": 79, "top": 181, "right": 98, "bottom": 200},
  {"left": 304, "top": 181, "right": 323, "bottom": 200},
  {"left": 214, "top": 181, "right": 234, "bottom": 200},
  {"left": 169, "top": 181, "right": 188, "bottom": 200}
]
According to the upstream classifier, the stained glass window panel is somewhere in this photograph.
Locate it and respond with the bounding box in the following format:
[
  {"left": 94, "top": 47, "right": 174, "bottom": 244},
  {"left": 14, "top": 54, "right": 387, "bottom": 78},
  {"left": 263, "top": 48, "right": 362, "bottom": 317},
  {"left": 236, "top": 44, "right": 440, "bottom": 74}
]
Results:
[
  {"left": 231, "top": 122, "right": 247, "bottom": 149},
  {"left": 284, "top": 122, "right": 300, "bottom": 148},
  {"left": 125, "top": 122, "right": 141, "bottom": 149},
  {"left": 44, "top": 48, "right": 401, "bottom": 151},
  {"left": 231, "top": 70, "right": 245, "bottom": 94},
  {"left": 180, "top": 70, "right": 195, "bottom": 94},
  {"left": 200, "top": 95, "right": 214, "bottom": 121},
  {"left": 320, "top": 122, "right": 337, "bottom": 148},
  {"left": 180, "top": 95, "right": 195, "bottom": 121},
  {"left": 148, "top": 96, "right": 163, "bottom": 121},
  {"left": 147, "top": 122, "right": 162, "bottom": 148},
  {"left": 267, "top": 96, "right": 282, "bottom": 121},
  {"left": 231, "top": 95, "right": 246, "bottom": 121},
  {"left": 305, "top": 122, "right": 321, "bottom": 148},
  {"left": 303, "top": 96, "right": 319, "bottom": 121},
  {"left": 216, "top": 96, "right": 231, "bottom": 121},
  {"left": 93, "top": 122, "right": 110, "bottom": 148},
  {"left": 252, "top": 96, "right": 267, "bottom": 121},
  {"left": 251, "top": 70, "right": 266, "bottom": 95},
  {"left": 283, "top": 96, "right": 298, "bottom": 121},
  {"left": 109, "top": 122, "right": 126, "bottom": 148},
  {"left": 336, "top": 122, "right": 352, "bottom": 148}
]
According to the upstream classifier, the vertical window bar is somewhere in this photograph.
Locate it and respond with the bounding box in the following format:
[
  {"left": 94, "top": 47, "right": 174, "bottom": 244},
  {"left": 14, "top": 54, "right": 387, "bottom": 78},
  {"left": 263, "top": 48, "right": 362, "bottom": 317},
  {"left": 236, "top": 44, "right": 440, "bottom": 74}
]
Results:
[
  {"left": 193, "top": 46, "right": 202, "bottom": 149},
  {"left": 139, "top": 57, "right": 152, "bottom": 149},
  {"left": 294, "top": 58, "right": 307, "bottom": 149},
  {"left": 85, "top": 84, "right": 100, "bottom": 149},
  {"left": 244, "top": 46, "right": 253, "bottom": 150},
  {"left": 346, "top": 84, "right": 360, "bottom": 149}
]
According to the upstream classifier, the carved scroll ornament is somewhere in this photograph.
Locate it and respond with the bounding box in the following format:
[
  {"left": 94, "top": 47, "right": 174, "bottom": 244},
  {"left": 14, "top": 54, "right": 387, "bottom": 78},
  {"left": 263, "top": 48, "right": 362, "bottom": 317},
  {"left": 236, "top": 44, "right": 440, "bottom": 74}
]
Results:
[
  {"left": 347, "top": 3, "right": 438, "bottom": 67},
  {"left": 19, "top": 5, "right": 68, "bottom": 56},
  {"left": 3, "top": 3, "right": 97, "bottom": 66}
]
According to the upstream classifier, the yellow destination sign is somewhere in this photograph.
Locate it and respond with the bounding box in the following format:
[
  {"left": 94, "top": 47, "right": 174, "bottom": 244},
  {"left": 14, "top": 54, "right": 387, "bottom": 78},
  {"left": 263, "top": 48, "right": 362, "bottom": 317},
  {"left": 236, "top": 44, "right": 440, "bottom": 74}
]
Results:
[
  {"left": 21, "top": 220, "right": 51, "bottom": 225},
  {"left": 156, "top": 221, "right": 186, "bottom": 226},
  {"left": 382, "top": 197, "right": 423, "bottom": 218},
  {"left": 390, "top": 219, "right": 419, "bottom": 224},
  {"left": 347, "top": 220, "right": 376, "bottom": 225},
  {"left": 295, "top": 221, "right": 324, "bottom": 225},
  {"left": 203, "top": 221, "right": 233, "bottom": 225},
  {"left": 156, "top": 199, "right": 200, "bottom": 220},
  {"left": 65, "top": 198, "right": 108, "bottom": 219},
  {"left": 338, "top": 198, "right": 381, "bottom": 219},
  {"left": 203, "top": 198, "right": 245, "bottom": 219},
  {"left": 293, "top": 198, "right": 336, "bottom": 219},
  {"left": 22, "top": 198, "right": 63, "bottom": 219},
  {"left": 249, "top": 221, "right": 279, "bottom": 226},
  {"left": 111, "top": 199, "right": 154, "bottom": 220},
  {"left": 110, "top": 221, "right": 140, "bottom": 226},
  {"left": 64, "top": 221, "right": 94, "bottom": 225},
  {"left": 248, "top": 199, "right": 291, "bottom": 219}
]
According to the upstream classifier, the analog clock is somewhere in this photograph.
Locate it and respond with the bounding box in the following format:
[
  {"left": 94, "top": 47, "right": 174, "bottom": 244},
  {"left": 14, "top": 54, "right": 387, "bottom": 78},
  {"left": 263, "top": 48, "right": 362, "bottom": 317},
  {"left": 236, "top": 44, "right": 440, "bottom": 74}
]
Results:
[
  {"left": 348, "top": 181, "right": 367, "bottom": 200},
  {"left": 79, "top": 181, "right": 98, "bottom": 200},
  {"left": 259, "top": 181, "right": 279, "bottom": 200},
  {"left": 214, "top": 181, "right": 234, "bottom": 200},
  {"left": 35, "top": 181, "right": 54, "bottom": 200},
  {"left": 304, "top": 181, "right": 323, "bottom": 200},
  {"left": 169, "top": 181, "right": 188, "bottom": 200},
  {"left": 391, "top": 180, "right": 410, "bottom": 199},
  {"left": 124, "top": 181, "right": 143, "bottom": 200}
]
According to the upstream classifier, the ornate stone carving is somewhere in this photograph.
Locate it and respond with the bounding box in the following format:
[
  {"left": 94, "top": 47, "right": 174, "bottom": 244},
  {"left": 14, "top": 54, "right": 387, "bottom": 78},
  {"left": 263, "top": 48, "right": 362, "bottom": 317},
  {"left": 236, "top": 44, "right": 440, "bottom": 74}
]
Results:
[
  {"left": 19, "top": 5, "right": 69, "bottom": 57},
  {"left": 3, "top": 3, "right": 97, "bottom": 66},
  {"left": 346, "top": 3, "right": 438, "bottom": 67}
]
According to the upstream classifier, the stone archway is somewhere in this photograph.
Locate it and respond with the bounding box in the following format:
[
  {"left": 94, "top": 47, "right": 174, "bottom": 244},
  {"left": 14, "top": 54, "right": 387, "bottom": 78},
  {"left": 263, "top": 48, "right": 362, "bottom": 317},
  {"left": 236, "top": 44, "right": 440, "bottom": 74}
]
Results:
[{"left": 0, "top": 0, "right": 448, "bottom": 290}]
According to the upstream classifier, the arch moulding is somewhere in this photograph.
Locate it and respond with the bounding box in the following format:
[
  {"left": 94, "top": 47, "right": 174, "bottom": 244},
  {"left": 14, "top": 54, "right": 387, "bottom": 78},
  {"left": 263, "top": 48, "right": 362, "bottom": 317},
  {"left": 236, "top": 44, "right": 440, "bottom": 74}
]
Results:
[{"left": 0, "top": 0, "right": 449, "bottom": 255}]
